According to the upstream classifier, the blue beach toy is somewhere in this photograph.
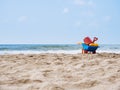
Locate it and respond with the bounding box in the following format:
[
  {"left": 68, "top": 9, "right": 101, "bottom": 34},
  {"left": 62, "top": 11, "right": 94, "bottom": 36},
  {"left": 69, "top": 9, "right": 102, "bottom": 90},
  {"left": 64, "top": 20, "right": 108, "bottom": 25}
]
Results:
[{"left": 82, "top": 43, "right": 99, "bottom": 54}]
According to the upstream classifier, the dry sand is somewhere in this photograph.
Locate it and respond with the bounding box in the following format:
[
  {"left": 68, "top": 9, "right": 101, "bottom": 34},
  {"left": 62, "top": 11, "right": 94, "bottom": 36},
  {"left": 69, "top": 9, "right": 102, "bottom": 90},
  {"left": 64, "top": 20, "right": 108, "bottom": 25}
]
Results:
[{"left": 0, "top": 53, "right": 120, "bottom": 90}]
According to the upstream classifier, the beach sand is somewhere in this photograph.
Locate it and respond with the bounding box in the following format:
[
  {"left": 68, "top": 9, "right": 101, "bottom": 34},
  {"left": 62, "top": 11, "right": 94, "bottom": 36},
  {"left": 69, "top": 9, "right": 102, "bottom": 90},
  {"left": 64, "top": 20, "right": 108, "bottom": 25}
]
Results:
[{"left": 0, "top": 53, "right": 120, "bottom": 90}]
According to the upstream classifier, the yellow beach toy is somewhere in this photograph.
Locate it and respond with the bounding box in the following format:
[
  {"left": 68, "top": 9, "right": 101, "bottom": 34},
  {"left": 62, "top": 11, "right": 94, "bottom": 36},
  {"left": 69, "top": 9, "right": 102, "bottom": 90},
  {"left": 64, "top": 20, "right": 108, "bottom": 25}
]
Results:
[{"left": 89, "top": 43, "right": 99, "bottom": 46}]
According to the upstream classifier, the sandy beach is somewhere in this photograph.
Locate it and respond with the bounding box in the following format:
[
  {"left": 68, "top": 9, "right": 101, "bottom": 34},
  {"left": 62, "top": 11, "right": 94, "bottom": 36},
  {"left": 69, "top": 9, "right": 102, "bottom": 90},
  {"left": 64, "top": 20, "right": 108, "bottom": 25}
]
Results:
[{"left": 0, "top": 53, "right": 120, "bottom": 90}]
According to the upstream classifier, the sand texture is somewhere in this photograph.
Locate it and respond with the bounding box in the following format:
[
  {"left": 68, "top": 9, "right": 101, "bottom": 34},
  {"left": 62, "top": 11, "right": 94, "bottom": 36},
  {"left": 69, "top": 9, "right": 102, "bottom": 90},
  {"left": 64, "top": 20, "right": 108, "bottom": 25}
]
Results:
[{"left": 0, "top": 53, "right": 120, "bottom": 90}]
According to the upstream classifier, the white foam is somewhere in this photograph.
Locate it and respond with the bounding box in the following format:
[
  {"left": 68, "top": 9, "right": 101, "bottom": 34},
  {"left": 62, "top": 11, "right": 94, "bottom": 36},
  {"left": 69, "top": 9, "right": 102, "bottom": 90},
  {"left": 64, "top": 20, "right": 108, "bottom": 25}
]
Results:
[
  {"left": 0, "top": 50, "right": 81, "bottom": 55},
  {"left": 97, "top": 50, "right": 120, "bottom": 54},
  {"left": 0, "top": 49, "right": 120, "bottom": 55}
]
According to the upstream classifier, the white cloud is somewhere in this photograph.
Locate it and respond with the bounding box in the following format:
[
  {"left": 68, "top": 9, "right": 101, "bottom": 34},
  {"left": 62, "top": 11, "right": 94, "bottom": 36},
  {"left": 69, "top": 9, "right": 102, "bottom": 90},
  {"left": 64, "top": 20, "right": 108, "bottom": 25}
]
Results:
[
  {"left": 88, "top": 21, "right": 99, "bottom": 28},
  {"left": 74, "top": 0, "right": 86, "bottom": 6},
  {"left": 18, "top": 16, "right": 28, "bottom": 22},
  {"left": 74, "top": 0, "right": 96, "bottom": 7},
  {"left": 88, "top": 0, "right": 96, "bottom": 7},
  {"left": 104, "top": 16, "right": 112, "bottom": 22},
  {"left": 81, "top": 11, "right": 94, "bottom": 16},
  {"left": 75, "top": 21, "right": 81, "bottom": 27},
  {"left": 63, "top": 8, "right": 69, "bottom": 13}
]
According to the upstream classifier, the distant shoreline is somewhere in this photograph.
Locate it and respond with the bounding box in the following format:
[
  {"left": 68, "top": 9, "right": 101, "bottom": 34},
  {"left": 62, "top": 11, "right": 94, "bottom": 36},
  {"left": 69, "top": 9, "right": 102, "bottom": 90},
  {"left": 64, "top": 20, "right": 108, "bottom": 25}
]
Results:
[
  {"left": 0, "top": 44, "right": 120, "bottom": 54},
  {"left": 0, "top": 50, "right": 120, "bottom": 55}
]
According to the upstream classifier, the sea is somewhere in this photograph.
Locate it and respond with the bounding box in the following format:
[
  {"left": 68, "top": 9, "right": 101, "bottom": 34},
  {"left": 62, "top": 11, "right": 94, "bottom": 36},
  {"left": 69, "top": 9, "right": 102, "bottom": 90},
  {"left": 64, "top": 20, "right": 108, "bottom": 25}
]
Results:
[{"left": 0, "top": 44, "right": 120, "bottom": 55}]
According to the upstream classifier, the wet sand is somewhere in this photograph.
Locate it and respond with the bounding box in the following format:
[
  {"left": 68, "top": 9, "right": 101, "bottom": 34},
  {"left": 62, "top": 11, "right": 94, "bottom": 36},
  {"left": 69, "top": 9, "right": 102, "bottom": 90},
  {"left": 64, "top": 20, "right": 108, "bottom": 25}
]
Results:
[{"left": 0, "top": 53, "right": 120, "bottom": 90}]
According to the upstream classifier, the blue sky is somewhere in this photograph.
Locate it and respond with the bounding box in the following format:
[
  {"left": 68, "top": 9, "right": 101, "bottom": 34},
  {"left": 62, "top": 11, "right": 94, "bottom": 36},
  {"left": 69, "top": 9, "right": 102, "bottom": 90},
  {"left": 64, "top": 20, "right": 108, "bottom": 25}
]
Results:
[{"left": 0, "top": 0, "right": 120, "bottom": 44}]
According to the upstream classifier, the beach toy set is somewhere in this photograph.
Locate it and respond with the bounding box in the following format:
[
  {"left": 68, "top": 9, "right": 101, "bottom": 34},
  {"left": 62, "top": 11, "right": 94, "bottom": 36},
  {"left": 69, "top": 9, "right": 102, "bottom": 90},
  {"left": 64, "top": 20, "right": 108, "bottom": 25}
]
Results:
[{"left": 81, "top": 37, "right": 99, "bottom": 54}]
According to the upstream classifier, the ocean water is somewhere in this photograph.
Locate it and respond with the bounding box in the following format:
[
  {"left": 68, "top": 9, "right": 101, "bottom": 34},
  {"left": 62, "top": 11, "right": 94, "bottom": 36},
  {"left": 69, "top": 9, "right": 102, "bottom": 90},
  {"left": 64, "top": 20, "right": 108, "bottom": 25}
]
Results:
[{"left": 0, "top": 44, "right": 120, "bottom": 54}]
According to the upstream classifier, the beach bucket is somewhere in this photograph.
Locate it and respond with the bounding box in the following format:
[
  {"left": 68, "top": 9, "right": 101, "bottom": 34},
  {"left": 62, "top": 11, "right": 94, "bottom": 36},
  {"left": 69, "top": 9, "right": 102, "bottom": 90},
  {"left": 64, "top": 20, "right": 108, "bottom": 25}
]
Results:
[{"left": 82, "top": 43, "right": 98, "bottom": 52}]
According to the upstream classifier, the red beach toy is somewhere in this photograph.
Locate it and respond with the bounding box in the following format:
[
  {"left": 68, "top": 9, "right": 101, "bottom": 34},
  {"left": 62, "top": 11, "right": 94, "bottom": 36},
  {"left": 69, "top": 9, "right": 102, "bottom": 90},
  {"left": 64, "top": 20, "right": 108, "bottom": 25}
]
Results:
[{"left": 84, "top": 37, "right": 93, "bottom": 45}]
